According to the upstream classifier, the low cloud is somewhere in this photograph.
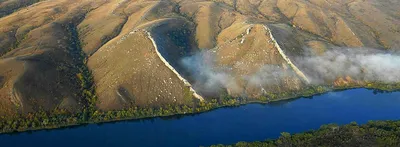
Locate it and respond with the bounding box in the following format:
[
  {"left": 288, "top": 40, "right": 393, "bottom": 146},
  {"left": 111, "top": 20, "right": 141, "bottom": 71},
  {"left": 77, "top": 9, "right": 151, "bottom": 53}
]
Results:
[
  {"left": 180, "top": 51, "right": 240, "bottom": 95},
  {"left": 180, "top": 51, "right": 295, "bottom": 95},
  {"left": 296, "top": 48, "right": 400, "bottom": 84},
  {"left": 180, "top": 47, "right": 400, "bottom": 95}
]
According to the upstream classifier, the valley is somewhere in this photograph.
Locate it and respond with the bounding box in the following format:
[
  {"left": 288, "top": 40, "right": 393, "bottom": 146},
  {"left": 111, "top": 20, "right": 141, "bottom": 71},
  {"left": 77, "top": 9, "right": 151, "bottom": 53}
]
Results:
[{"left": 0, "top": 0, "right": 399, "bottom": 135}]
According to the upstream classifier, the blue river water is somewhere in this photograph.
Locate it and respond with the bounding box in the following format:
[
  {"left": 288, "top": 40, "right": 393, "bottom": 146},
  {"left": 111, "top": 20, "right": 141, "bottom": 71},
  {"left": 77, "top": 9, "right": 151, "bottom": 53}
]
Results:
[{"left": 1, "top": 89, "right": 400, "bottom": 147}]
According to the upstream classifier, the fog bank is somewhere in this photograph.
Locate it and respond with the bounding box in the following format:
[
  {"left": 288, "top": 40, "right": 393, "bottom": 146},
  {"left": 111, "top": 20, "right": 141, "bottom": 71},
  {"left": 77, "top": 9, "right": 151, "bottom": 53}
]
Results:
[
  {"left": 297, "top": 48, "right": 400, "bottom": 84},
  {"left": 180, "top": 48, "right": 400, "bottom": 95}
]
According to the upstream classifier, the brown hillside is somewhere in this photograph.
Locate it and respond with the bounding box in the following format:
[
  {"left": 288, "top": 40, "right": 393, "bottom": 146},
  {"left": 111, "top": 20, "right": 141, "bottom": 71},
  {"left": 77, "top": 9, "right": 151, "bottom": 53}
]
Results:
[{"left": 0, "top": 0, "right": 399, "bottom": 117}]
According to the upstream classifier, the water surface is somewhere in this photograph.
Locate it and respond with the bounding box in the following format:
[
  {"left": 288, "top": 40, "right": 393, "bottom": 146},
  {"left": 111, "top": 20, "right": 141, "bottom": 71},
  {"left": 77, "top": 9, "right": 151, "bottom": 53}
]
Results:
[{"left": 1, "top": 89, "right": 400, "bottom": 147}]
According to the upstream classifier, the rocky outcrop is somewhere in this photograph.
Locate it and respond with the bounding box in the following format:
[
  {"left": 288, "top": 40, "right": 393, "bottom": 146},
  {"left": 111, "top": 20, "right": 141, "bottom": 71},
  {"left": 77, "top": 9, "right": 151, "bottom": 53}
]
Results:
[
  {"left": 263, "top": 25, "right": 310, "bottom": 84},
  {"left": 146, "top": 31, "right": 204, "bottom": 101}
]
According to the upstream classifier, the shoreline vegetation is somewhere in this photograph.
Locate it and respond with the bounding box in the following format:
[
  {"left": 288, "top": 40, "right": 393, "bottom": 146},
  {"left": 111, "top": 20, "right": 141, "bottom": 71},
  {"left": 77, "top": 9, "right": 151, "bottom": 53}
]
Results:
[
  {"left": 0, "top": 83, "right": 399, "bottom": 134},
  {"left": 211, "top": 120, "right": 400, "bottom": 147}
]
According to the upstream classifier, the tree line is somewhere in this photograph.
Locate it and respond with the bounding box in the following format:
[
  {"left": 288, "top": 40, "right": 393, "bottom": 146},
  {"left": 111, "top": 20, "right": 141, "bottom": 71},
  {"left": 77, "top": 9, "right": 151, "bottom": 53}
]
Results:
[{"left": 211, "top": 120, "right": 400, "bottom": 147}]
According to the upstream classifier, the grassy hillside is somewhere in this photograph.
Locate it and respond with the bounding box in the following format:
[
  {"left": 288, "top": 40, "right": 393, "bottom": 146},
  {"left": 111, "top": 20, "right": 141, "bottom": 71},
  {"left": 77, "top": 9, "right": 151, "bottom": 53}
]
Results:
[
  {"left": 0, "top": 0, "right": 399, "bottom": 133},
  {"left": 0, "top": 0, "right": 42, "bottom": 18}
]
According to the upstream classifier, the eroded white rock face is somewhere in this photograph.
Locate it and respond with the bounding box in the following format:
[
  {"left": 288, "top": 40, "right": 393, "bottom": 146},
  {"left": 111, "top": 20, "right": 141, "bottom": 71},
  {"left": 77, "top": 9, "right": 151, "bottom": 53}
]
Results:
[{"left": 146, "top": 31, "right": 204, "bottom": 101}]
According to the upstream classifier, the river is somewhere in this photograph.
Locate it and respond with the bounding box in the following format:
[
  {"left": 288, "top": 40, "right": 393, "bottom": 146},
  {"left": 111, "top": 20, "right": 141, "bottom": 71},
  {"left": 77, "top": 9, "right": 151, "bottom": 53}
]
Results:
[{"left": 1, "top": 89, "right": 400, "bottom": 147}]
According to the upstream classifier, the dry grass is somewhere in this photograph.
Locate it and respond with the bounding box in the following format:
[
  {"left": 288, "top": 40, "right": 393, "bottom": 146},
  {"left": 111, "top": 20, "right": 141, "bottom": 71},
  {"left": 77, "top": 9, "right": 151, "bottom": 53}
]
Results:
[{"left": 0, "top": 0, "right": 399, "bottom": 116}]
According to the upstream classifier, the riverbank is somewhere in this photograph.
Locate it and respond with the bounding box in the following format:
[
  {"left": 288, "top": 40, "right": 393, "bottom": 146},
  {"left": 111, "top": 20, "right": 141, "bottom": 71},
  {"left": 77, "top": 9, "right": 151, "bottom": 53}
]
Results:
[
  {"left": 2, "top": 88, "right": 400, "bottom": 147},
  {"left": 211, "top": 120, "right": 400, "bottom": 147},
  {"left": 1, "top": 83, "right": 399, "bottom": 134}
]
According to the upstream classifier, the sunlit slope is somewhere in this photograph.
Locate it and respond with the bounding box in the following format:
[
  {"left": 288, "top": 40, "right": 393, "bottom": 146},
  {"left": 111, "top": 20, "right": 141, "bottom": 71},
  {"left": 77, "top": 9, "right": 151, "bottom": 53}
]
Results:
[
  {"left": 88, "top": 17, "right": 198, "bottom": 110},
  {"left": 0, "top": 0, "right": 103, "bottom": 116},
  {"left": 0, "top": 0, "right": 399, "bottom": 116},
  {"left": 277, "top": 0, "right": 400, "bottom": 48},
  {"left": 216, "top": 24, "right": 304, "bottom": 97}
]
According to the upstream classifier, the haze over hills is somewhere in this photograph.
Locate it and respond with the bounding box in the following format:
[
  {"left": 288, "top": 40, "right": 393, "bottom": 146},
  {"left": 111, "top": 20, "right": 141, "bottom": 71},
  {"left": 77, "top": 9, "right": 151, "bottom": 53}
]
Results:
[{"left": 0, "top": 0, "right": 399, "bottom": 120}]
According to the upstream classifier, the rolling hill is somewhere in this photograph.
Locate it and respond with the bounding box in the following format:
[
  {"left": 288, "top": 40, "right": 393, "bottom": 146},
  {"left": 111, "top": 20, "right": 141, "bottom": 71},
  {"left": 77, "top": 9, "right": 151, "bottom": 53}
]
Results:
[{"left": 0, "top": 0, "right": 399, "bottom": 132}]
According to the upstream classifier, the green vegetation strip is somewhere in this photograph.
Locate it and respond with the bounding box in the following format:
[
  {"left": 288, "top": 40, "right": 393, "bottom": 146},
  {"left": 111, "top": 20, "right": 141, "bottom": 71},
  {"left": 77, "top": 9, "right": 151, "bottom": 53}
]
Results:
[{"left": 211, "top": 120, "right": 400, "bottom": 147}]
